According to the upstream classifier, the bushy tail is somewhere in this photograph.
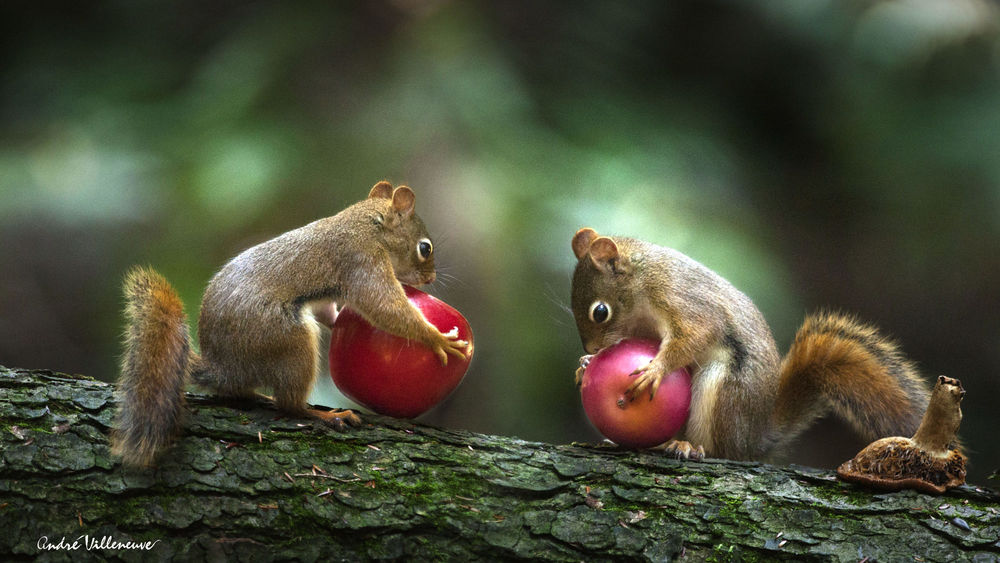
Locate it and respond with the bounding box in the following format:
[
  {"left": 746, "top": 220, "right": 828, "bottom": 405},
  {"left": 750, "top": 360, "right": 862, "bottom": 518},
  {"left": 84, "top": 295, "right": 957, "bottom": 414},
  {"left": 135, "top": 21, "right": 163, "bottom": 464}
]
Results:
[
  {"left": 110, "top": 266, "right": 194, "bottom": 467},
  {"left": 772, "top": 311, "right": 930, "bottom": 448}
]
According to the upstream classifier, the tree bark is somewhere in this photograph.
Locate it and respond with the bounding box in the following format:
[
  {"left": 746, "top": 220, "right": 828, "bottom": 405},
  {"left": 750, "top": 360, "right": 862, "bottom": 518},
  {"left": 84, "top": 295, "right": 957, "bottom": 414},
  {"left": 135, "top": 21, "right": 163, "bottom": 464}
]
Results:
[{"left": 2, "top": 366, "right": 998, "bottom": 562}]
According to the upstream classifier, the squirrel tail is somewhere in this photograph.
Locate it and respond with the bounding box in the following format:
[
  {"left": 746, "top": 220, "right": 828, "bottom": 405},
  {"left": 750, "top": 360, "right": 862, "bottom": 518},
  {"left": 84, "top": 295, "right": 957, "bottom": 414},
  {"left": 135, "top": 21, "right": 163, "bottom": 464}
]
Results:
[
  {"left": 771, "top": 311, "right": 930, "bottom": 448},
  {"left": 110, "top": 266, "right": 195, "bottom": 467}
]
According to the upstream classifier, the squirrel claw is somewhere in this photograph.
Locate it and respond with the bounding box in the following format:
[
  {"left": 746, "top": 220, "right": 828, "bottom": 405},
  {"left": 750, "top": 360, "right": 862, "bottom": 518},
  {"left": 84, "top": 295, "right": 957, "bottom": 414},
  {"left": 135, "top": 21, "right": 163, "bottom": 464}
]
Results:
[
  {"left": 662, "top": 440, "right": 705, "bottom": 461},
  {"left": 312, "top": 408, "right": 361, "bottom": 431},
  {"left": 434, "top": 348, "right": 449, "bottom": 366},
  {"left": 434, "top": 335, "right": 471, "bottom": 366},
  {"left": 625, "top": 363, "right": 662, "bottom": 401},
  {"left": 575, "top": 355, "right": 594, "bottom": 386}
]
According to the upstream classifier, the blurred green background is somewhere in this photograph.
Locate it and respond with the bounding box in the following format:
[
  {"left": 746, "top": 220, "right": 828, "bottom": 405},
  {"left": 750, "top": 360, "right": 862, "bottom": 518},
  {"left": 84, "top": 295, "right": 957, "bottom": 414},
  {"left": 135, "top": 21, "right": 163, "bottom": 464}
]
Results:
[{"left": 2, "top": 0, "right": 998, "bottom": 482}]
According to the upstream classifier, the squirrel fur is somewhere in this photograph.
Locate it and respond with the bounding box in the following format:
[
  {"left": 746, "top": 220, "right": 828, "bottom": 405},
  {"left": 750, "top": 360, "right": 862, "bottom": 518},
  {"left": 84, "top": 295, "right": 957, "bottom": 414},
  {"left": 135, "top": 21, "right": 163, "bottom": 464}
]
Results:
[
  {"left": 570, "top": 228, "right": 930, "bottom": 461},
  {"left": 111, "top": 181, "right": 468, "bottom": 467}
]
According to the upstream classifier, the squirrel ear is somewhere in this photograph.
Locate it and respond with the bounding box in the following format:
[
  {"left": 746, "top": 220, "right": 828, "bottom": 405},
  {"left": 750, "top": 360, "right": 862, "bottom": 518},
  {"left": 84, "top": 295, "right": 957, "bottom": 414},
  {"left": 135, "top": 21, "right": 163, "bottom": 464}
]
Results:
[
  {"left": 368, "top": 181, "right": 393, "bottom": 199},
  {"left": 572, "top": 228, "right": 599, "bottom": 259},
  {"left": 391, "top": 186, "right": 415, "bottom": 216},
  {"left": 589, "top": 237, "right": 627, "bottom": 274}
]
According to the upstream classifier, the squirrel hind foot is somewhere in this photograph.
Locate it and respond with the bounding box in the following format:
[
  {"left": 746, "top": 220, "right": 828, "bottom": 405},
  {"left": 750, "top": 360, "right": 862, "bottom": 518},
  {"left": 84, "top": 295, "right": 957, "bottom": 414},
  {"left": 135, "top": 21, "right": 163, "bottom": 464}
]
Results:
[
  {"left": 310, "top": 408, "right": 362, "bottom": 431},
  {"left": 660, "top": 440, "right": 706, "bottom": 461}
]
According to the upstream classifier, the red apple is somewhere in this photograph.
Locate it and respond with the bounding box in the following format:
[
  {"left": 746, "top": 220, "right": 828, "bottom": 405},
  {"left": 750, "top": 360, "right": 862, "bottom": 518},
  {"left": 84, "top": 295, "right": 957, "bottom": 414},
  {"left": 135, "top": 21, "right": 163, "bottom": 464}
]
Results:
[
  {"left": 329, "top": 285, "right": 473, "bottom": 418},
  {"left": 579, "top": 339, "right": 692, "bottom": 449}
]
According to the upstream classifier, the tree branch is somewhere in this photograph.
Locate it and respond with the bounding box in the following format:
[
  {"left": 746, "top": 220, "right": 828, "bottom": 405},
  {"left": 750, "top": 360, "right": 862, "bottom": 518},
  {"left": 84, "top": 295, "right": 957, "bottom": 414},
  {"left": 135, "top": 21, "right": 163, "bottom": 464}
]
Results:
[{"left": 2, "top": 366, "right": 998, "bottom": 561}]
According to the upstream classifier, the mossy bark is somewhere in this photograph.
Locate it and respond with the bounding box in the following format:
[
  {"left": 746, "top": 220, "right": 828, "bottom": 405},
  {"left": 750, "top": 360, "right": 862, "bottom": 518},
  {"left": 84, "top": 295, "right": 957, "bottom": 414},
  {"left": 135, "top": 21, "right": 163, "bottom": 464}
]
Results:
[{"left": 2, "top": 366, "right": 999, "bottom": 562}]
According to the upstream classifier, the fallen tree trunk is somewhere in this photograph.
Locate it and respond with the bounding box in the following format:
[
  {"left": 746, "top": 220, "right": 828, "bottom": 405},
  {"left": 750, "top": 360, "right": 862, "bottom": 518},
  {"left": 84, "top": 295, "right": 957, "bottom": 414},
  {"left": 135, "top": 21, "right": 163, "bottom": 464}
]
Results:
[{"left": 1, "top": 366, "right": 998, "bottom": 561}]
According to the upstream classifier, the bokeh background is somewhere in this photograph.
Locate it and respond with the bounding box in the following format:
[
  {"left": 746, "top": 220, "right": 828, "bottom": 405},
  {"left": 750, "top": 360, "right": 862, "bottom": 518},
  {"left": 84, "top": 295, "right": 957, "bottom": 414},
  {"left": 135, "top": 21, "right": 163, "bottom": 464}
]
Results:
[{"left": 2, "top": 0, "right": 998, "bottom": 482}]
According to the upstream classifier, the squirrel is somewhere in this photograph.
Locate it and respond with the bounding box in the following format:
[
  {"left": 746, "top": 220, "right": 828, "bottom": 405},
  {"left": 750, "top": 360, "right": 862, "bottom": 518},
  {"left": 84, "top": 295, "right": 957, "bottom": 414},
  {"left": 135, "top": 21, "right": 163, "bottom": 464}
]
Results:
[
  {"left": 110, "top": 181, "right": 469, "bottom": 467},
  {"left": 570, "top": 227, "right": 932, "bottom": 462}
]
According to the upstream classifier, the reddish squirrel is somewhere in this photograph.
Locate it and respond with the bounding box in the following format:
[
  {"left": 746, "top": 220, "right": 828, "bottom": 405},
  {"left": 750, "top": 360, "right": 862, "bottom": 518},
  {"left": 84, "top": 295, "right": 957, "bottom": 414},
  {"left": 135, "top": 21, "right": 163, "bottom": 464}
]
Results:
[
  {"left": 570, "top": 228, "right": 931, "bottom": 461},
  {"left": 111, "top": 181, "right": 469, "bottom": 467}
]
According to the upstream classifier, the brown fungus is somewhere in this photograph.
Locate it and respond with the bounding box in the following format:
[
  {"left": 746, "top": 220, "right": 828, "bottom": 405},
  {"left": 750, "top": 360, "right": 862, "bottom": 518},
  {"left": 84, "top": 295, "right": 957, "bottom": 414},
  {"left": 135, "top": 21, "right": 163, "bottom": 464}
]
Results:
[{"left": 836, "top": 375, "right": 966, "bottom": 495}]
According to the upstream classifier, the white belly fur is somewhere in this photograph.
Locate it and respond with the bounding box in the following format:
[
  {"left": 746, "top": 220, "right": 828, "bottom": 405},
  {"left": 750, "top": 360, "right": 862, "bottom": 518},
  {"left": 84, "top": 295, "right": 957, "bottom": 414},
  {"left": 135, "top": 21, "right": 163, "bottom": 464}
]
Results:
[{"left": 682, "top": 346, "right": 731, "bottom": 454}]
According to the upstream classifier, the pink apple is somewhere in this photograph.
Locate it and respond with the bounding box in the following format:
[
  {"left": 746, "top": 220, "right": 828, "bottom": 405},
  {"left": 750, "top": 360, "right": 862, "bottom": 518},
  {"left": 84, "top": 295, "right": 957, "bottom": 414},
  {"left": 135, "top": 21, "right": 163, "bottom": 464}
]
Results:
[
  {"left": 580, "top": 339, "right": 692, "bottom": 448},
  {"left": 329, "top": 286, "right": 473, "bottom": 418}
]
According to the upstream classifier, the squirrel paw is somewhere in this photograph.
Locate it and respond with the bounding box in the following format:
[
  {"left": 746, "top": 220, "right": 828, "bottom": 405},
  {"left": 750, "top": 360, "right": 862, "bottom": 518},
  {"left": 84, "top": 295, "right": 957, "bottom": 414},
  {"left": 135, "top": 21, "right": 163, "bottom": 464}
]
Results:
[
  {"left": 662, "top": 440, "right": 705, "bottom": 461},
  {"left": 311, "top": 408, "right": 362, "bottom": 431},
  {"left": 575, "top": 355, "right": 594, "bottom": 386},
  {"left": 625, "top": 361, "right": 665, "bottom": 400},
  {"left": 431, "top": 326, "right": 470, "bottom": 366}
]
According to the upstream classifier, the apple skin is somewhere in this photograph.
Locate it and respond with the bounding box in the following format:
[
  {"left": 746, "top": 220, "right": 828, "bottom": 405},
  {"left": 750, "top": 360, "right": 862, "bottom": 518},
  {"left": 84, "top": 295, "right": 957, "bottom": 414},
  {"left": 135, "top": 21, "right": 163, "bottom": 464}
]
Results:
[
  {"left": 329, "top": 286, "right": 473, "bottom": 419},
  {"left": 579, "top": 339, "right": 692, "bottom": 449}
]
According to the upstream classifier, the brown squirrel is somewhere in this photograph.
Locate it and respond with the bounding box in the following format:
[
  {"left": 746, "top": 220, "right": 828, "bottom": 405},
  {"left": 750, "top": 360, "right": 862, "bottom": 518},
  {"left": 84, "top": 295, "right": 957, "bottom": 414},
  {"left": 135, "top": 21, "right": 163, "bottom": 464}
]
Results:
[
  {"left": 111, "top": 181, "right": 469, "bottom": 467},
  {"left": 570, "top": 227, "right": 931, "bottom": 461}
]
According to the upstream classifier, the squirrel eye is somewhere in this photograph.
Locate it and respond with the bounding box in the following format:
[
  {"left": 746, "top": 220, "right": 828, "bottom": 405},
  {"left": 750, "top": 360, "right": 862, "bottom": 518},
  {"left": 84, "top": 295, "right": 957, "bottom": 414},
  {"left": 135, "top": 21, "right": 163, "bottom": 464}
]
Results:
[
  {"left": 373, "top": 212, "right": 385, "bottom": 226},
  {"left": 417, "top": 238, "right": 433, "bottom": 261},
  {"left": 589, "top": 301, "right": 611, "bottom": 324}
]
